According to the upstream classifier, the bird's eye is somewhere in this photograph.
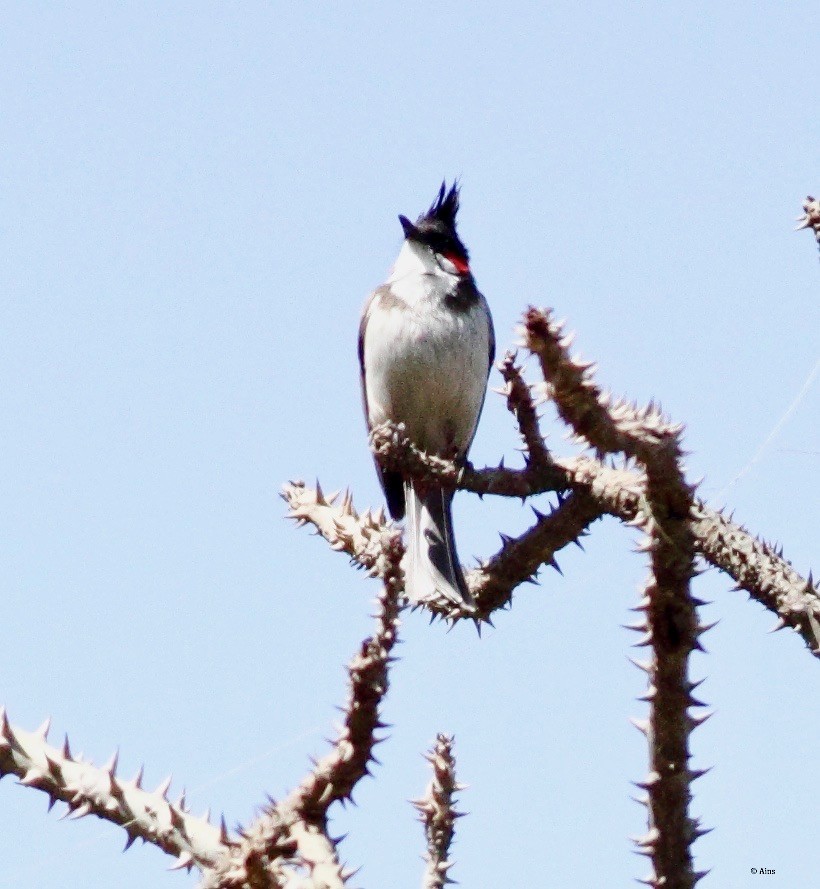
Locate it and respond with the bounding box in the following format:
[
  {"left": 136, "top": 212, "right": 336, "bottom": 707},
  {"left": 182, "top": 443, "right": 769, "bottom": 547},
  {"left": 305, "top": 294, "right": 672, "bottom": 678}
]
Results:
[{"left": 436, "top": 253, "right": 470, "bottom": 276}]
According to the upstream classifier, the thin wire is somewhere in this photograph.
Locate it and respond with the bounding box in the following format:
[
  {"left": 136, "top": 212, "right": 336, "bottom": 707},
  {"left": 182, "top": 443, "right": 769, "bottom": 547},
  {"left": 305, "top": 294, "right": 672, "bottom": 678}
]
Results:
[
  {"left": 190, "top": 723, "right": 324, "bottom": 794},
  {"left": 715, "top": 355, "right": 820, "bottom": 502}
]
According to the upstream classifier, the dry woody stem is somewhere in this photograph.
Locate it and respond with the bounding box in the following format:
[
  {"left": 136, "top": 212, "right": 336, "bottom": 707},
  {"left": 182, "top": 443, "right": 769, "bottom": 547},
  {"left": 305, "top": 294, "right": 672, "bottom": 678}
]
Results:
[
  {"left": 285, "top": 304, "right": 816, "bottom": 888},
  {"left": 0, "top": 710, "right": 227, "bottom": 872},
  {"left": 795, "top": 195, "right": 820, "bottom": 248},
  {"left": 201, "top": 531, "right": 405, "bottom": 888},
  {"left": 413, "top": 734, "right": 463, "bottom": 889},
  {"left": 3, "top": 240, "right": 818, "bottom": 887},
  {"left": 305, "top": 436, "right": 818, "bottom": 651}
]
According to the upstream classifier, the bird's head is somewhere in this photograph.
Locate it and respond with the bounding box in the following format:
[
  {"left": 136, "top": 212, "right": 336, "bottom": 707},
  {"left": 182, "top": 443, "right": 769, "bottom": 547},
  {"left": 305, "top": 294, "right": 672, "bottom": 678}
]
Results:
[{"left": 397, "top": 181, "right": 471, "bottom": 277}]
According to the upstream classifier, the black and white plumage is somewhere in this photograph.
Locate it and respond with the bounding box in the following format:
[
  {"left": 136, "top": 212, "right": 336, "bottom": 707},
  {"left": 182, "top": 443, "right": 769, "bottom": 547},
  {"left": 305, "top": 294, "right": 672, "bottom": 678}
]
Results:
[{"left": 358, "top": 182, "right": 495, "bottom": 607}]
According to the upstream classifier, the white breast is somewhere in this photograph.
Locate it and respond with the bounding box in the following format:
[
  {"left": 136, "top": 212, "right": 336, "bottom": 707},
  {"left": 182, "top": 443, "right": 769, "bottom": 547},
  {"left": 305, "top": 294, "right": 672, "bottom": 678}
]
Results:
[{"left": 363, "top": 276, "right": 491, "bottom": 458}]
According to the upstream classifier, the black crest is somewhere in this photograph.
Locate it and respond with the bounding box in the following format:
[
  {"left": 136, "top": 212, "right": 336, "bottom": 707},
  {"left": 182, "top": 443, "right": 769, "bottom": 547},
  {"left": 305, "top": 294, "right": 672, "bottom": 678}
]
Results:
[
  {"left": 419, "top": 180, "right": 461, "bottom": 231},
  {"left": 399, "top": 180, "right": 468, "bottom": 261}
]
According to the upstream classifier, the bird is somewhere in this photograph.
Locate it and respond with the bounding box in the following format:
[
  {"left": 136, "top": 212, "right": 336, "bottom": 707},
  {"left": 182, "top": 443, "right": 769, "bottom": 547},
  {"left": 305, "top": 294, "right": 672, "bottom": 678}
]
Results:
[{"left": 358, "top": 182, "right": 495, "bottom": 608}]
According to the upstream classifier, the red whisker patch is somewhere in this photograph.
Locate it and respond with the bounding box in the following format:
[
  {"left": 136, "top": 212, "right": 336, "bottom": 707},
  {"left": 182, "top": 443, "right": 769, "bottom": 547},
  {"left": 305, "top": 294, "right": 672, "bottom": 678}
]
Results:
[{"left": 446, "top": 253, "right": 470, "bottom": 275}]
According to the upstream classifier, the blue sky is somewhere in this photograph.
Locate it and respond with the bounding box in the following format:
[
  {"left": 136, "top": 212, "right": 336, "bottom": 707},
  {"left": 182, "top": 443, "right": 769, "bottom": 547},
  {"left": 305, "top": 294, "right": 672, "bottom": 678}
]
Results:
[{"left": 1, "top": 3, "right": 818, "bottom": 887}]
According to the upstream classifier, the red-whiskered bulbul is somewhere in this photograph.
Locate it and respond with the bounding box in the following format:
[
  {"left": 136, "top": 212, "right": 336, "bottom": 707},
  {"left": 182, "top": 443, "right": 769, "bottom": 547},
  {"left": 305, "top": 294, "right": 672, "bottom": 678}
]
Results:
[{"left": 358, "top": 182, "right": 495, "bottom": 607}]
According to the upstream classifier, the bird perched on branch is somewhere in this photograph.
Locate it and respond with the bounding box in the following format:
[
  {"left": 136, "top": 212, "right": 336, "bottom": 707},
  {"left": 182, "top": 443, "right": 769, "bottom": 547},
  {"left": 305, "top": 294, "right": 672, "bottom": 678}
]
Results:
[{"left": 358, "top": 182, "right": 495, "bottom": 608}]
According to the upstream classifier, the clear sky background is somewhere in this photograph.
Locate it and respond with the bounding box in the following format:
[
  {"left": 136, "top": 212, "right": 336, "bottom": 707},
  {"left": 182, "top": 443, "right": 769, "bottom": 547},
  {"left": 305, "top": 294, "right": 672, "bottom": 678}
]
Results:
[{"left": 1, "top": 4, "right": 818, "bottom": 888}]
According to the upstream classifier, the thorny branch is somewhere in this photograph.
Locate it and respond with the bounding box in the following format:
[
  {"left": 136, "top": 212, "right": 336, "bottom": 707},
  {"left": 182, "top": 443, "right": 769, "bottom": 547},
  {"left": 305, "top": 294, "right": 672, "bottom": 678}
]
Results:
[
  {"left": 287, "top": 303, "right": 816, "bottom": 889},
  {"left": 413, "top": 735, "right": 463, "bottom": 889},
  {"left": 523, "top": 305, "right": 706, "bottom": 888},
  {"left": 201, "top": 529, "right": 405, "bottom": 888},
  {"left": 2, "top": 199, "right": 817, "bottom": 887},
  {"left": 496, "top": 349, "right": 552, "bottom": 466},
  {"left": 308, "top": 430, "right": 819, "bottom": 649},
  {"left": 0, "top": 711, "right": 227, "bottom": 872},
  {"left": 795, "top": 194, "right": 820, "bottom": 249},
  {"left": 0, "top": 531, "right": 407, "bottom": 889}
]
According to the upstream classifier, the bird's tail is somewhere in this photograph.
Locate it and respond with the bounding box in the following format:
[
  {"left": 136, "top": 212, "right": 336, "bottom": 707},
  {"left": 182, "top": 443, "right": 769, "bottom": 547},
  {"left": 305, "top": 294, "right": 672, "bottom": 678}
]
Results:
[{"left": 404, "top": 482, "right": 473, "bottom": 609}]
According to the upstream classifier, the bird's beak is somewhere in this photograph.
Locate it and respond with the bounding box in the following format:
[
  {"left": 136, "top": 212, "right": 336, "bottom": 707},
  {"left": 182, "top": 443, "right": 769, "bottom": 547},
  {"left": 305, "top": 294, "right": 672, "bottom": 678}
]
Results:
[{"left": 398, "top": 215, "right": 418, "bottom": 239}]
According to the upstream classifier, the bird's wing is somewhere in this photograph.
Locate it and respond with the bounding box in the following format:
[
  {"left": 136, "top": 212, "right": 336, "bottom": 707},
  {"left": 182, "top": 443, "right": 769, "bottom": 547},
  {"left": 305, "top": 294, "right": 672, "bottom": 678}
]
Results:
[{"left": 358, "top": 286, "right": 406, "bottom": 519}]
